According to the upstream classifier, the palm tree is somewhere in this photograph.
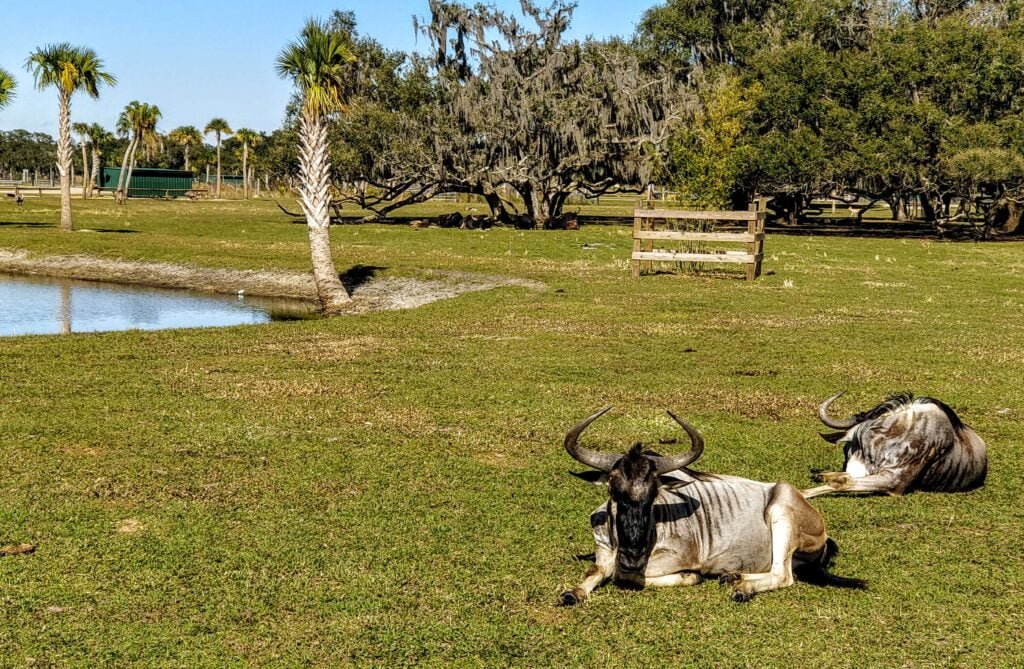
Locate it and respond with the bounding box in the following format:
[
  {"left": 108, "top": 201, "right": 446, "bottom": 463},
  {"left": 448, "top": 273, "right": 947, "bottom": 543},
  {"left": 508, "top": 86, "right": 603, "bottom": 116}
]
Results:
[
  {"left": 73, "top": 122, "right": 90, "bottom": 198},
  {"left": 168, "top": 125, "right": 202, "bottom": 173},
  {"left": 204, "top": 118, "right": 232, "bottom": 196},
  {"left": 0, "top": 68, "right": 15, "bottom": 109},
  {"left": 115, "top": 101, "right": 160, "bottom": 201},
  {"left": 233, "top": 128, "right": 262, "bottom": 199},
  {"left": 276, "top": 19, "right": 355, "bottom": 313},
  {"left": 125, "top": 105, "right": 161, "bottom": 197},
  {"left": 25, "top": 43, "right": 116, "bottom": 231},
  {"left": 86, "top": 123, "right": 111, "bottom": 197}
]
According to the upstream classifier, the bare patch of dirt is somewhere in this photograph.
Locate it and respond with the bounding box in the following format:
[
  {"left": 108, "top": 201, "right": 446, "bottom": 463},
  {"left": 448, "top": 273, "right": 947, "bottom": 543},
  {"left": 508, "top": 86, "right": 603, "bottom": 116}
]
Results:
[
  {"left": 0, "top": 543, "right": 36, "bottom": 557},
  {"left": 345, "top": 271, "right": 543, "bottom": 314},
  {"left": 0, "top": 249, "right": 544, "bottom": 314},
  {"left": 116, "top": 518, "right": 145, "bottom": 534}
]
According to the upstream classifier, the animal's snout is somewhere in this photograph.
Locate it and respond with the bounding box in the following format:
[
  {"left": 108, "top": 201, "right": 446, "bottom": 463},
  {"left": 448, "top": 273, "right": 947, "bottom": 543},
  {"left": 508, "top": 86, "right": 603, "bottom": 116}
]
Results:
[{"left": 617, "top": 551, "right": 647, "bottom": 573}]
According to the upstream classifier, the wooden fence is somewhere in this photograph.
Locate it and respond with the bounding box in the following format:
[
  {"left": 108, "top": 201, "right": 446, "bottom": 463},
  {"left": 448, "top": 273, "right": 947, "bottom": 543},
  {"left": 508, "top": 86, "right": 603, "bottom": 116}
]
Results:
[{"left": 631, "top": 208, "right": 766, "bottom": 281}]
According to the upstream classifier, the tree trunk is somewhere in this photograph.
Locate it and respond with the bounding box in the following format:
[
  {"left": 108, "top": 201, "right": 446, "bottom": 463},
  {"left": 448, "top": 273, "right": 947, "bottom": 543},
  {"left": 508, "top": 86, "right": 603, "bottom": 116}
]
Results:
[
  {"left": 919, "top": 193, "right": 937, "bottom": 222},
  {"left": 886, "top": 196, "right": 903, "bottom": 221},
  {"left": 524, "top": 186, "right": 550, "bottom": 229},
  {"left": 482, "top": 189, "right": 510, "bottom": 224},
  {"left": 90, "top": 149, "right": 101, "bottom": 198},
  {"left": 116, "top": 136, "right": 136, "bottom": 199},
  {"left": 184, "top": 144, "right": 191, "bottom": 173},
  {"left": 57, "top": 92, "right": 73, "bottom": 231},
  {"left": 987, "top": 198, "right": 1024, "bottom": 236},
  {"left": 80, "top": 142, "right": 89, "bottom": 199},
  {"left": 216, "top": 136, "right": 222, "bottom": 197},
  {"left": 242, "top": 143, "right": 249, "bottom": 199},
  {"left": 298, "top": 112, "right": 350, "bottom": 313},
  {"left": 125, "top": 141, "right": 141, "bottom": 200}
]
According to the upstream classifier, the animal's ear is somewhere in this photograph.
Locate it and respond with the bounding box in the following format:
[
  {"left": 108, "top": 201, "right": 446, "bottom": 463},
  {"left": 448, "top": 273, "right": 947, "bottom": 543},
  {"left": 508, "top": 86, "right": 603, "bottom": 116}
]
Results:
[
  {"left": 660, "top": 477, "right": 694, "bottom": 491},
  {"left": 820, "top": 431, "right": 848, "bottom": 444},
  {"left": 570, "top": 470, "right": 609, "bottom": 486}
]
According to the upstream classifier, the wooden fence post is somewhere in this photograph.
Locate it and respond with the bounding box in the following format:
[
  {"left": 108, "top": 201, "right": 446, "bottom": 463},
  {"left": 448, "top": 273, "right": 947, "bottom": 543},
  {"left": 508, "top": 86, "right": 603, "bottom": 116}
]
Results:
[{"left": 632, "top": 211, "right": 642, "bottom": 278}]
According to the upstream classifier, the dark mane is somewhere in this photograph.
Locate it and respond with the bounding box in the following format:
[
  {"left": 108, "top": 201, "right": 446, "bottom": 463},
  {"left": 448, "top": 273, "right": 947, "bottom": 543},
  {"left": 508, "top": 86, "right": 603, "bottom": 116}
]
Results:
[
  {"left": 852, "top": 392, "right": 915, "bottom": 423},
  {"left": 853, "top": 392, "right": 966, "bottom": 431},
  {"left": 917, "top": 396, "right": 967, "bottom": 431}
]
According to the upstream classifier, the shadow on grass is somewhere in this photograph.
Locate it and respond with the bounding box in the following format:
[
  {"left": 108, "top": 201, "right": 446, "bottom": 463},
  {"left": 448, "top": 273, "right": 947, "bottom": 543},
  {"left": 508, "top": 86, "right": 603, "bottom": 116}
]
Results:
[
  {"left": 82, "top": 228, "right": 140, "bottom": 234},
  {"left": 0, "top": 221, "right": 51, "bottom": 228},
  {"left": 340, "top": 264, "right": 386, "bottom": 291},
  {"left": 766, "top": 217, "right": 1024, "bottom": 241}
]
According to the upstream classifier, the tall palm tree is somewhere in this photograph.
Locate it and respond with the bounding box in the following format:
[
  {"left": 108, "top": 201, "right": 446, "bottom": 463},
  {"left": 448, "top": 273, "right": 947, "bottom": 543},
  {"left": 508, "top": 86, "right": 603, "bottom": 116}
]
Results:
[
  {"left": 204, "top": 118, "right": 231, "bottom": 197},
  {"left": 25, "top": 43, "right": 116, "bottom": 231},
  {"left": 115, "top": 101, "right": 160, "bottom": 201},
  {"left": 233, "top": 128, "right": 262, "bottom": 199},
  {"left": 168, "top": 125, "right": 202, "bottom": 172},
  {"left": 276, "top": 19, "right": 355, "bottom": 313},
  {"left": 86, "top": 123, "right": 111, "bottom": 197},
  {"left": 0, "top": 68, "right": 15, "bottom": 109},
  {"left": 73, "top": 121, "right": 90, "bottom": 198},
  {"left": 125, "top": 105, "right": 161, "bottom": 197}
]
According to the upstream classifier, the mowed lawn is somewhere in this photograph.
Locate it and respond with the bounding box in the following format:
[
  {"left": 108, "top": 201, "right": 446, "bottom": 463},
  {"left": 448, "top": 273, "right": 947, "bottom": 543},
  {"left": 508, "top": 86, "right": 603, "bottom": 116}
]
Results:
[{"left": 1, "top": 198, "right": 1023, "bottom": 667}]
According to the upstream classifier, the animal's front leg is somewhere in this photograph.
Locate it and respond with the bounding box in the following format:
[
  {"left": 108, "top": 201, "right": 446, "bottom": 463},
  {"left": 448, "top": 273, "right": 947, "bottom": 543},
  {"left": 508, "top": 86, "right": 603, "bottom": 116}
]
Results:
[
  {"left": 725, "top": 519, "right": 797, "bottom": 601},
  {"left": 645, "top": 572, "right": 701, "bottom": 588},
  {"left": 724, "top": 487, "right": 818, "bottom": 602},
  {"left": 803, "top": 468, "right": 906, "bottom": 498},
  {"left": 559, "top": 546, "right": 615, "bottom": 606}
]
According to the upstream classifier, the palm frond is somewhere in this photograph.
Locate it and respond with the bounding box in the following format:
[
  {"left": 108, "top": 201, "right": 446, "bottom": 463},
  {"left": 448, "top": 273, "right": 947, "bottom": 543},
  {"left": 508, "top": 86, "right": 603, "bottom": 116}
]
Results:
[
  {"left": 275, "top": 18, "right": 355, "bottom": 119},
  {"left": 25, "top": 43, "right": 116, "bottom": 98}
]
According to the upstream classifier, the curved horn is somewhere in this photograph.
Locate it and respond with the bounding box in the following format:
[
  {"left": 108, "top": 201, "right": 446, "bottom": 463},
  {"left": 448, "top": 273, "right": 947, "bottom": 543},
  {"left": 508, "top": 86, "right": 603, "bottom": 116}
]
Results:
[
  {"left": 818, "top": 390, "right": 857, "bottom": 430},
  {"left": 563, "top": 406, "right": 620, "bottom": 473},
  {"left": 651, "top": 410, "right": 705, "bottom": 474}
]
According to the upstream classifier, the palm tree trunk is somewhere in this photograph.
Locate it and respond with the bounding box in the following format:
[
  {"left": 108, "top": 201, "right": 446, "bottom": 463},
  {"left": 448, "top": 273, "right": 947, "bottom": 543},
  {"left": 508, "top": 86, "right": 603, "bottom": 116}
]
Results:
[
  {"left": 184, "top": 144, "right": 191, "bottom": 173},
  {"left": 216, "top": 135, "right": 222, "bottom": 197},
  {"left": 57, "top": 92, "right": 73, "bottom": 231},
  {"left": 80, "top": 143, "right": 89, "bottom": 199},
  {"left": 242, "top": 143, "right": 249, "bottom": 199},
  {"left": 90, "top": 149, "right": 101, "bottom": 198},
  {"left": 125, "top": 141, "right": 140, "bottom": 198},
  {"left": 299, "top": 112, "right": 349, "bottom": 313},
  {"left": 116, "top": 136, "right": 136, "bottom": 196}
]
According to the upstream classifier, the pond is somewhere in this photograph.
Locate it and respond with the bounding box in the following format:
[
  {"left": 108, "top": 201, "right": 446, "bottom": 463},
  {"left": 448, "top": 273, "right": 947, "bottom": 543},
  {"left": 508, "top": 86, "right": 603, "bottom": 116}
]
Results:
[{"left": 0, "top": 273, "right": 318, "bottom": 337}]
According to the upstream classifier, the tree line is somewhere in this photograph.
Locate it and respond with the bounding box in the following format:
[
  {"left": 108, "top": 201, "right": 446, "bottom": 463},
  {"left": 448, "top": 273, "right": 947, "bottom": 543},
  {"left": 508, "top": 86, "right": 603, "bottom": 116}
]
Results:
[{"left": 644, "top": 0, "right": 1024, "bottom": 235}]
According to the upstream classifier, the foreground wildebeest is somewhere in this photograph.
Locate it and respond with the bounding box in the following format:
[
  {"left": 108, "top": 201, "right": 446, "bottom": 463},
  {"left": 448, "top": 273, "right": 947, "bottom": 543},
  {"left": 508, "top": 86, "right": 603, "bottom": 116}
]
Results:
[
  {"left": 804, "top": 391, "right": 987, "bottom": 498},
  {"left": 559, "top": 407, "right": 864, "bottom": 604}
]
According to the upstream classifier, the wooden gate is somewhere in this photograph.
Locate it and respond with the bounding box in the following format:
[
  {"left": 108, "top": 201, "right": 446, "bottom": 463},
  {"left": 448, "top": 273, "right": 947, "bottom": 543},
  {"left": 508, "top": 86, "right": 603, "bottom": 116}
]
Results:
[{"left": 631, "top": 208, "right": 766, "bottom": 281}]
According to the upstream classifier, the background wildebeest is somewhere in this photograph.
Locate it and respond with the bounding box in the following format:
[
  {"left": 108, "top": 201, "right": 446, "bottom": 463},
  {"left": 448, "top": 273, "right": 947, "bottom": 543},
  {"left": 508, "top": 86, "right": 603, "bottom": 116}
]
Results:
[
  {"left": 804, "top": 391, "right": 988, "bottom": 498},
  {"left": 560, "top": 407, "right": 865, "bottom": 604}
]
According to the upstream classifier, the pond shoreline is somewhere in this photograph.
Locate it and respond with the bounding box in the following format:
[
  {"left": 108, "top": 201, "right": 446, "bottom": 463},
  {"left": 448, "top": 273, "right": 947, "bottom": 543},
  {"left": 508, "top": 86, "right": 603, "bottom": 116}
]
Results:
[
  {"left": 0, "top": 248, "right": 319, "bottom": 302},
  {"left": 0, "top": 248, "right": 545, "bottom": 315}
]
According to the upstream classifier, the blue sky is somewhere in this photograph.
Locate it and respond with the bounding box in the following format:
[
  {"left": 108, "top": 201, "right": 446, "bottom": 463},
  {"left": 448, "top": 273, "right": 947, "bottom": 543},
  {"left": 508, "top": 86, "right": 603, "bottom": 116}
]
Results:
[{"left": 0, "top": 1, "right": 652, "bottom": 137}]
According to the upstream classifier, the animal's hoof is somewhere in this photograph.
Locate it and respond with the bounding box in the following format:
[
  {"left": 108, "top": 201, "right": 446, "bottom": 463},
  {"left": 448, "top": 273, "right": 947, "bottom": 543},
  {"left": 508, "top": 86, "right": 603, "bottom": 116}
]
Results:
[
  {"left": 810, "top": 471, "right": 826, "bottom": 483},
  {"left": 558, "top": 590, "right": 580, "bottom": 607},
  {"left": 719, "top": 572, "right": 741, "bottom": 585},
  {"left": 731, "top": 591, "right": 754, "bottom": 603}
]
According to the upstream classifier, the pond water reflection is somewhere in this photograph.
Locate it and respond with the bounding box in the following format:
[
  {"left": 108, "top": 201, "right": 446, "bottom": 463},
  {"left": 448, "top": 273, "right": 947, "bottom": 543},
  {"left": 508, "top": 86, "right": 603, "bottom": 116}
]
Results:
[{"left": 0, "top": 273, "right": 318, "bottom": 336}]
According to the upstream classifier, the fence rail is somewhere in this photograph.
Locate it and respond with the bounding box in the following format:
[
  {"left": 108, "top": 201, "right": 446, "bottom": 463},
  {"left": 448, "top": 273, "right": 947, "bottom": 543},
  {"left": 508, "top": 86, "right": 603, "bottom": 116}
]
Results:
[{"left": 631, "top": 208, "right": 766, "bottom": 281}]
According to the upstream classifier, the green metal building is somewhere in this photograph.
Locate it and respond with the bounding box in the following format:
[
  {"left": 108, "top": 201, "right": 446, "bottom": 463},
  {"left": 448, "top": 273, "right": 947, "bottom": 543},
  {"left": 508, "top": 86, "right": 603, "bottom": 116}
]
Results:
[
  {"left": 204, "top": 173, "right": 244, "bottom": 188},
  {"left": 100, "top": 168, "right": 194, "bottom": 198}
]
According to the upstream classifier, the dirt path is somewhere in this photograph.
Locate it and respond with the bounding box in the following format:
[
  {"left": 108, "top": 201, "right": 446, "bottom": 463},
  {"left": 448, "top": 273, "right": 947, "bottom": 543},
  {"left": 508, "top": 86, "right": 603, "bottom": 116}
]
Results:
[{"left": 0, "top": 249, "right": 544, "bottom": 313}]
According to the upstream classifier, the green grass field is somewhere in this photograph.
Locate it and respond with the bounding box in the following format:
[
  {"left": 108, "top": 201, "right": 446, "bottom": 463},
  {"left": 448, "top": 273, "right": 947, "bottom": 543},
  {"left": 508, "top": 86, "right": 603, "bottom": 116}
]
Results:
[{"left": 2, "top": 198, "right": 1022, "bottom": 667}]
